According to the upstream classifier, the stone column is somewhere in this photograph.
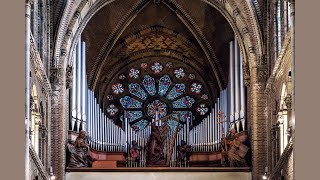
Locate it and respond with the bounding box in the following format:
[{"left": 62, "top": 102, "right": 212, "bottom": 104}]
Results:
[
  {"left": 250, "top": 67, "right": 268, "bottom": 180},
  {"left": 25, "top": 1, "right": 31, "bottom": 180},
  {"left": 289, "top": 1, "right": 295, "bottom": 179},
  {"left": 51, "top": 67, "right": 67, "bottom": 180},
  {"left": 289, "top": 0, "right": 295, "bottom": 134}
]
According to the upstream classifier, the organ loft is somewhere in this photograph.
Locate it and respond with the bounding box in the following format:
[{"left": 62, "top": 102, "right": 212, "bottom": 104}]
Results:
[{"left": 25, "top": 0, "right": 295, "bottom": 180}]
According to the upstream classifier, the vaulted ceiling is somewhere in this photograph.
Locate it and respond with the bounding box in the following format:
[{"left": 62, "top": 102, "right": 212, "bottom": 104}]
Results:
[{"left": 81, "top": 0, "right": 234, "bottom": 126}]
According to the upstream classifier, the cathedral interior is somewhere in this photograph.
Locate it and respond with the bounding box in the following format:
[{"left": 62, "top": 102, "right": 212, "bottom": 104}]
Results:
[{"left": 25, "top": 0, "right": 295, "bottom": 180}]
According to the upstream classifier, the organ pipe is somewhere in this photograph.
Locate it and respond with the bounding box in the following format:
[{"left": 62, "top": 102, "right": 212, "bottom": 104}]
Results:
[
  {"left": 71, "top": 47, "right": 77, "bottom": 131},
  {"left": 229, "top": 41, "right": 235, "bottom": 126},
  {"left": 76, "top": 38, "right": 81, "bottom": 132},
  {"left": 235, "top": 38, "right": 240, "bottom": 122},
  {"left": 240, "top": 54, "right": 246, "bottom": 130},
  {"left": 81, "top": 41, "right": 86, "bottom": 131}
]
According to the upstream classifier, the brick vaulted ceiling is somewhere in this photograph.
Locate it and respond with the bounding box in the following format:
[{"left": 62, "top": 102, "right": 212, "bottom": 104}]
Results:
[{"left": 81, "top": 0, "right": 234, "bottom": 126}]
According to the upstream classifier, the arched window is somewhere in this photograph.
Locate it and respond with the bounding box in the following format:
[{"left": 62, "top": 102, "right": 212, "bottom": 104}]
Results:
[
  {"left": 274, "top": 0, "right": 292, "bottom": 57},
  {"left": 277, "top": 84, "right": 288, "bottom": 155},
  {"left": 31, "top": 85, "right": 41, "bottom": 155}
]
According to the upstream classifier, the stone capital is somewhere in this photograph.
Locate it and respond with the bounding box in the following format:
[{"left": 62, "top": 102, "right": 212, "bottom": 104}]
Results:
[
  {"left": 66, "top": 65, "right": 73, "bottom": 89},
  {"left": 284, "top": 95, "right": 292, "bottom": 109},
  {"left": 50, "top": 67, "right": 60, "bottom": 84}
]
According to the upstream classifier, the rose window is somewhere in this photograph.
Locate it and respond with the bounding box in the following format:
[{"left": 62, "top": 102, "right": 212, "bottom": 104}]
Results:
[{"left": 107, "top": 61, "right": 212, "bottom": 132}]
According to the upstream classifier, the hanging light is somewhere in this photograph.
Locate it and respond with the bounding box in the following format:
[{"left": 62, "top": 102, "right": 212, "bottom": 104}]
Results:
[
  {"left": 262, "top": 166, "right": 268, "bottom": 180},
  {"left": 49, "top": 167, "right": 55, "bottom": 180},
  {"left": 262, "top": 173, "right": 267, "bottom": 180}
]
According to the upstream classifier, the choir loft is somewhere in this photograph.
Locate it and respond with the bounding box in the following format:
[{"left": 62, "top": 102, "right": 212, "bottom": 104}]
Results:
[{"left": 25, "top": 0, "right": 295, "bottom": 180}]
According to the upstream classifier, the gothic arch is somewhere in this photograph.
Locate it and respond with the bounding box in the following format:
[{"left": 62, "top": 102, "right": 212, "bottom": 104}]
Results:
[
  {"left": 50, "top": 0, "right": 265, "bottom": 179},
  {"left": 53, "top": 0, "right": 263, "bottom": 82}
]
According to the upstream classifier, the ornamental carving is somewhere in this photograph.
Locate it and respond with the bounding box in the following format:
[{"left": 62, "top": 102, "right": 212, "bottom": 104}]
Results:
[
  {"left": 243, "top": 61, "right": 250, "bottom": 87},
  {"left": 284, "top": 95, "right": 292, "bottom": 109},
  {"left": 66, "top": 65, "right": 73, "bottom": 89},
  {"left": 50, "top": 68, "right": 59, "bottom": 84},
  {"left": 258, "top": 69, "right": 268, "bottom": 82}
]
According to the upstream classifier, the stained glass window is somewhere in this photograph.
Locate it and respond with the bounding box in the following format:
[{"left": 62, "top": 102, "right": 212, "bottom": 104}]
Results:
[
  {"left": 151, "top": 62, "right": 163, "bottom": 73},
  {"left": 158, "top": 75, "right": 171, "bottom": 96},
  {"left": 147, "top": 100, "right": 168, "bottom": 119},
  {"left": 131, "top": 119, "right": 149, "bottom": 132},
  {"left": 112, "top": 83, "right": 124, "bottom": 94},
  {"left": 167, "top": 84, "right": 186, "bottom": 100},
  {"left": 172, "top": 96, "right": 195, "bottom": 108},
  {"left": 167, "top": 119, "right": 179, "bottom": 131},
  {"left": 143, "top": 75, "right": 156, "bottom": 96},
  {"left": 188, "top": 74, "right": 195, "bottom": 79},
  {"left": 119, "top": 74, "right": 126, "bottom": 80},
  {"left": 174, "top": 68, "right": 185, "bottom": 78},
  {"left": 129, "top": 68, "right": 140, "bottom": 78},
  {"left": 129, "top": 83, "right": 148, "bottom": 100},
  {"left": 196, "top": 104, "right": 208, "bottom": 115},
  {"left": 141, "top": 63, "right": 148, "bottom": 70},
  {"left": 107, "top": 95, "right": 113, "bottom": 101},
  {"left": 166, "top": 62, "right": 173, "bottom": 68},
  {"left": 107, "top": 104, "right": 118, "bottom": 116},
  {"left": 172, "top": 111, "right": 192, "bottom": 122},
  {"left": 120, "top": 96, "right": 143, "bottom": 108},
  {"left": 201, "top": 94, "right": 208, "bottom": 100},
  {"left": 191, "top": 83, "right": 202, "bottom": 94},
  {"left": 126, "top": 111, "right": 143, "bottom": 122},
  {"left": 109, "top": 64, "right": 210, "bottom": 131}
]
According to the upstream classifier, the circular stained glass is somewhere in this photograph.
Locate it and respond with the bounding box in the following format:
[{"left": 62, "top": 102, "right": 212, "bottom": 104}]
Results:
[{"left": 147, "top": 100, "right": 168, "bottom": 119}]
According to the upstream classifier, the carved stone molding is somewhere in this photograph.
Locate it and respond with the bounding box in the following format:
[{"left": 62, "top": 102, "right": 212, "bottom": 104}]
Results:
[
  {"left": 265, "top": 29, "right": 292, "bottom": 95},
  {"left": 268, "top": 141, "right": 294, "bottom": 180},
  {"left": 50, "top": 68, "right": 59, "bottom": 84},
  {"left": 253, "top": 82, "right": 265, "bottom": 91},
  {"left": 242, "top": 27, "right": 249, "bottom": 35},
  {"left": 29, "top": 145, "right": 50, "bottom": 180},
  {"left": 284, "top": 96, "right": 292, "bottom": 109},
  {"left": 233, "top": 8, "right": 240, "bottom": 16},
  {"left": 248, "top": 47, "right": 255, "bottom": 53},
  {"left": 257, "top": 68, "right": 268, "bottom": 82},
  {"left": 66, "top": 65, "right": 73, "bottom": 89},
  {"left": 61, "top": 49, "right": 67, "bottom": 57},
  {"left": 243, "top": 61, "right": 251, "bottom": 87},
  {"left": 30, "top": 34, "right": 52, "bottom": 97}
]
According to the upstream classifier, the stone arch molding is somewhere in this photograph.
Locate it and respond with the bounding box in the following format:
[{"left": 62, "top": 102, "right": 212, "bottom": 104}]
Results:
[{"left": 53, "top": 0, "right": 263, "bottom": 87}]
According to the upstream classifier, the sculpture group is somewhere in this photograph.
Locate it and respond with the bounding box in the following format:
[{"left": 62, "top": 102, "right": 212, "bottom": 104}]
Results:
[
  {"left": 221, "top": 128, "right": 249, "bottom": 167},
  {"left": 67, "top": 127, "right": 249, "bottom": 168},
  {"left": 66, "top": 130, "right": 93, "bottom": 168}
]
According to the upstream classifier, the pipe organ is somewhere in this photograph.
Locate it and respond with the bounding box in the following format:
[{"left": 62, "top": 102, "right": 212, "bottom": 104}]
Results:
[{"left": 68, "top": 38, "right": 247, "bottom": 168}]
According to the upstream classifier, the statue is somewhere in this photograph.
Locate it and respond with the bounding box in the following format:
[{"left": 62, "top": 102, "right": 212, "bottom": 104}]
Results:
[
  {"left": 177, "top": 140, "right": 191, "bottom": 164},
  {"left": 221, "top": 128, "right": 249, "bottom": 167},
  {"left": 67, "top": 130, "right": 93, "bottom": 168},
  {"left": 129, "top": 140, "right": 142, "bottom": 163},
  {"left": 146, "top": 123, "right": 167, "bottom": 166}
]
